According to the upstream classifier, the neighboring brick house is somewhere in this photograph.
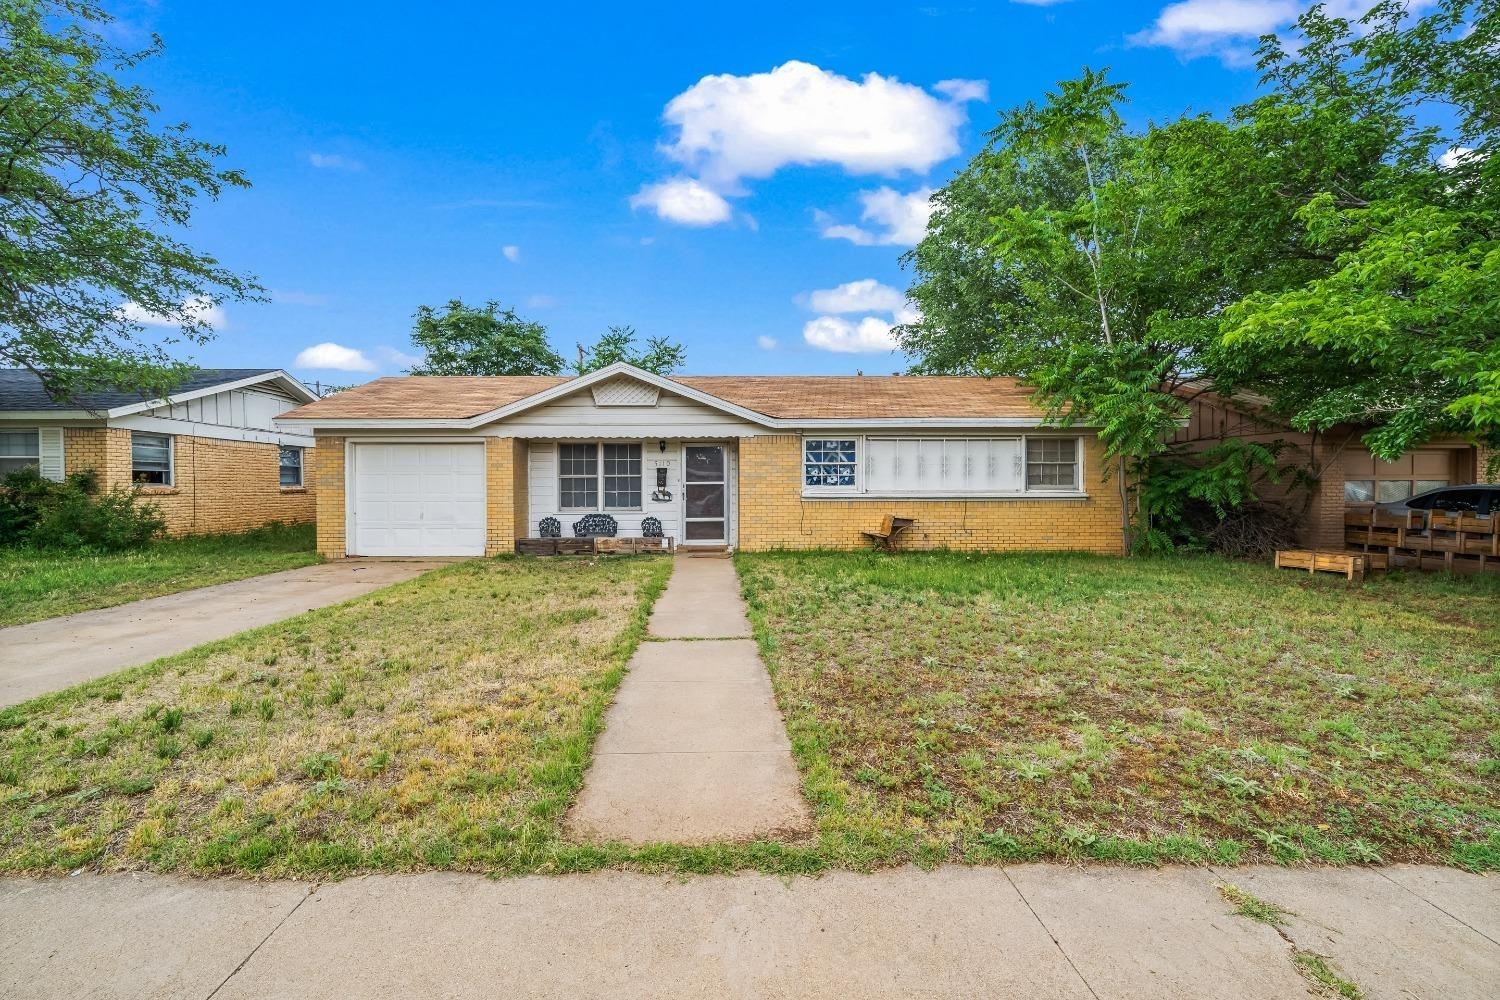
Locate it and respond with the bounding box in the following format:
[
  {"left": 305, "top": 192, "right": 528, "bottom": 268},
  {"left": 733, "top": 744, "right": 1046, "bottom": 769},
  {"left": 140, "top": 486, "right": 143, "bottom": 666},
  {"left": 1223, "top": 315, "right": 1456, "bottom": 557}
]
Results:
[
  {"left": 276, "top": 362, "right": 1126, "bottom": 558},
  {"left": 1175, "top": 390, "right": 1494, "bottom": 549},
  {"left": 1, "top": 369, "right": 318, "bottom": 536}
]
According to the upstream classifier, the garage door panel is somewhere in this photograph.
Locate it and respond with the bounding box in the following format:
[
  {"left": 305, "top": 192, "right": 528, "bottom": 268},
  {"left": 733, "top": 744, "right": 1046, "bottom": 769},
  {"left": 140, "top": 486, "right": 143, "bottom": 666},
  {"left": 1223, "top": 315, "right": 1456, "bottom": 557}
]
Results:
[{"left": 349, "top": 443, "right": 487, "bottom": 556}]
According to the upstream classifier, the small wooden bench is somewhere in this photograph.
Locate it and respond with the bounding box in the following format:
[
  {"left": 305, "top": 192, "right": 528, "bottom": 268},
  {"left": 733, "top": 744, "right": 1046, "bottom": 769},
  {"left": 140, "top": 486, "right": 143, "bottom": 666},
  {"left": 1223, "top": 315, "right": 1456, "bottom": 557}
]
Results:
[
  {"left": 862, "top": 514, "right": 914, "bottom": 552},
  {"left": 1274, "top": 549, "right": 1386, "bottom": 583}
]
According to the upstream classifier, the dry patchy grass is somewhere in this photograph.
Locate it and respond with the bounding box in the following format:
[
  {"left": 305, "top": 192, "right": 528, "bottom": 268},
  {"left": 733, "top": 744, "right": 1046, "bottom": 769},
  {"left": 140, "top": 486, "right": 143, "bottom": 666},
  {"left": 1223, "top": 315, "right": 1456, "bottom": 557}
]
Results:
[
  {"left": 0, "top": 555, "right": 671, "bottom": 876},
  {"left": 0, "top": 522, "right": 320, "bottom": 628},
  {"left": 737, "top": 551, "right": 1500, "bottom": 870}
]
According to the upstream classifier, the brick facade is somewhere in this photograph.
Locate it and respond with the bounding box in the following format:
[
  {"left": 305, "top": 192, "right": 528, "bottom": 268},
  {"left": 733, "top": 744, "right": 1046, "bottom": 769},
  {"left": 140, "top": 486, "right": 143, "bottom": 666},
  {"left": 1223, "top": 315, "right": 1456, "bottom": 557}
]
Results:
[
  {"left": 735, "top": 434, "right": 1126, "bottom": 554},
  {"left": 60, "top": 427, "right": 315, "bottom": 538},
  {"left": 312, "top": 436, "right": 346, "bottom": 558},
  {"left": 484, "top": 437, "right": 528, "bottom": 556}
]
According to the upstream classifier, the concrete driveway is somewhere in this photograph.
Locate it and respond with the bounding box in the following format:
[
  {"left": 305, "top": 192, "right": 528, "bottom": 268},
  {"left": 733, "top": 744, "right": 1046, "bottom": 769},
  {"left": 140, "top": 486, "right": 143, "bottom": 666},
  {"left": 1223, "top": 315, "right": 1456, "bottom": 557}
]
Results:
[{"left": 0, "top": 559, "right": 447, "bottom": 707}]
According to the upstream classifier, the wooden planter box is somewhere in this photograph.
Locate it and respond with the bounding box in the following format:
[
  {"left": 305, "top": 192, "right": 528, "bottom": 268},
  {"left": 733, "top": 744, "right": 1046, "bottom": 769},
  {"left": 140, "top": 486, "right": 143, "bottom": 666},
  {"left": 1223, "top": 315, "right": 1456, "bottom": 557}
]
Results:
[
  {"left": 515, "top": 537, "right": 598, "bottom": 556},
  {"left": 594, "top": 537, "right": 674, "bottom": 555},
  {"left": 1275, "top": 549, "right": 1386, "bottom": 583}
]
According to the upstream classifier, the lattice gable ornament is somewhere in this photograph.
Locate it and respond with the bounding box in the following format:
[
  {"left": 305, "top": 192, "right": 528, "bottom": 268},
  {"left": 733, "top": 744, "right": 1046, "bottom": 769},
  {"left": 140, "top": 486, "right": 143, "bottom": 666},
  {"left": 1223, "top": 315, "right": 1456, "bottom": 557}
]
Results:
[{"left": 590, "top": 375, "right": 661, "bottom": 407}]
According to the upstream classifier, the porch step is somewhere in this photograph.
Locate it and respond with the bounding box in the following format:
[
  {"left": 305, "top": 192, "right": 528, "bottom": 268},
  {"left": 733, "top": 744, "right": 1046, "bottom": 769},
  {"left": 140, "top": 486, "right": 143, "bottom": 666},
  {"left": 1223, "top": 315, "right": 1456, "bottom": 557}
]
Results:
[{"left": 681, "top": 545, "right": 731, "bottom": 558}]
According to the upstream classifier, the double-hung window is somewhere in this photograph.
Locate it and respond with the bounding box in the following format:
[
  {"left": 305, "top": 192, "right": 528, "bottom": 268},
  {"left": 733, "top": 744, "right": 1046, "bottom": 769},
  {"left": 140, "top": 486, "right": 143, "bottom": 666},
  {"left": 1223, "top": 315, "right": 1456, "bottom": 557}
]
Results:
[
  {"left": 559, "top": 442, "right": 642, "bottom": 511},
  {"left": 0, "top": 429, "right": 40, "bottom": 476},
  {"left": 131, "top": 432, "right": 172, "bottom": 486},
  {"left": 279, "top": 446, "right": 304, "bottom": 487},
  {"left": 1025, "top": 438, "right": 1078, "bottom": 490},
  {"left": 803, "top": 439, "right": 858, "bottom": 492}
]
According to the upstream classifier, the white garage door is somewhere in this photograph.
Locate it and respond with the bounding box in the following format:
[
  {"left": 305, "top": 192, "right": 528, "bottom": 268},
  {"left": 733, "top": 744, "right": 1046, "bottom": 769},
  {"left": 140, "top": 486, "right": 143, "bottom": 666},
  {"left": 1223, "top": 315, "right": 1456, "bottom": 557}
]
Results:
[{"left": 350, "top": 443, "right": 486, "bottom": 556}]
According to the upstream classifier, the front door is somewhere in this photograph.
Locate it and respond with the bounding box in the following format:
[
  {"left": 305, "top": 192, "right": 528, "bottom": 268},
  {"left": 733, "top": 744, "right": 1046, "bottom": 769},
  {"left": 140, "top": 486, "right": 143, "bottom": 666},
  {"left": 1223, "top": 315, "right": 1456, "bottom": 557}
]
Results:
[{"left": 682, "top": 444, "right": 727, "bottom": 545}]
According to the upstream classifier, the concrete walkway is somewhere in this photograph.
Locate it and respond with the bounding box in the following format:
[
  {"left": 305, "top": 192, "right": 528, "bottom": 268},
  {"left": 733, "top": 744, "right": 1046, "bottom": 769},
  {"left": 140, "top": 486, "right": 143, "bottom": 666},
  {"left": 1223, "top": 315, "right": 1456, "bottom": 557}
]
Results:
[
  {"left": 0, "top": 559, "right": 446, "bottom": 707},
  {"left": 566, "top": 555, "right": 812, "bottom": 843},
  {"left": 2, "top": 865, "right": 1495, "bottom": 999}
]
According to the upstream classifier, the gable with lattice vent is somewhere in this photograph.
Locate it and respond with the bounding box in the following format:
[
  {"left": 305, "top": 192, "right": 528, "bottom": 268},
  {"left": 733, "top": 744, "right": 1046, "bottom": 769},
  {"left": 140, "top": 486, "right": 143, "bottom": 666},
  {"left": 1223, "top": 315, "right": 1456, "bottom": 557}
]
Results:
[{"left": 591, "top": 376, "right": 661, "bottom": 407}]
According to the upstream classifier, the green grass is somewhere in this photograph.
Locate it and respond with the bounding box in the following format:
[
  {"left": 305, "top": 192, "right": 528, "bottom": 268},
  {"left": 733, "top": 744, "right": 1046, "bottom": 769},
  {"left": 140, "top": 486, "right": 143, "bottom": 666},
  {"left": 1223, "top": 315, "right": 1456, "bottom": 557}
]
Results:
[
  {"left": 0, "top": 522, "right": 320, "bottom": 628},
  {"left": 0, "top": 555, "right": 673, "bottom": 876},
  {"left": 735, "top": 550, "right": 1500, "bottom": 870}
]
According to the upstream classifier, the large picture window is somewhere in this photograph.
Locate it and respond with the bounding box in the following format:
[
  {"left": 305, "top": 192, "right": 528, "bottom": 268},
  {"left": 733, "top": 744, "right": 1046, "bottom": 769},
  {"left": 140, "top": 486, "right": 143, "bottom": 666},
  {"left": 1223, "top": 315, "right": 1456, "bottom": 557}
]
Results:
[
  {"left": 0, "top": 428, "right": 39, "bottom": 476},
  {"left": 131, "top": 432, "right": 172, "bottom": 486},
  {"left": 802, "top": 434, "right": 1082, "bottom": 498},
  {"left": 559, "top": 442, "right": 642, "bottom": 511}
]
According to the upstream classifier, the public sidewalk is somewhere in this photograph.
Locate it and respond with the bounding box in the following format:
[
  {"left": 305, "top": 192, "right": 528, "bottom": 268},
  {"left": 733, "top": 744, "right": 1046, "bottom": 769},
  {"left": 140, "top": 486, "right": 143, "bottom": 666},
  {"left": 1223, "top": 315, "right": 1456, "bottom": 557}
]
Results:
[{"left": 1, "top": 864, "right": 1495, "bottom": 999}]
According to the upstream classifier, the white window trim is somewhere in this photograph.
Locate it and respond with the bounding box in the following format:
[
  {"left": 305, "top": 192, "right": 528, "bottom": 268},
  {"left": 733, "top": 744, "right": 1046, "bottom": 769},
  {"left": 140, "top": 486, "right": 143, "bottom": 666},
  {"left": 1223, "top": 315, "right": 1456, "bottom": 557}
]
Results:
[
  {"left": 799, "top": 433, "right": 1088, "bottom": 500},
  {"left": 557, "top": 440, "right": 645, "bottom": 513},
  {"left": 0, "top": 426, "right": 41, "bottom": 474},
  {"left": 131, "top": 431, "right": 174, "bottom": 487},
  {"left": 279, "top": 446, "right": 304, "bottom": 488}
]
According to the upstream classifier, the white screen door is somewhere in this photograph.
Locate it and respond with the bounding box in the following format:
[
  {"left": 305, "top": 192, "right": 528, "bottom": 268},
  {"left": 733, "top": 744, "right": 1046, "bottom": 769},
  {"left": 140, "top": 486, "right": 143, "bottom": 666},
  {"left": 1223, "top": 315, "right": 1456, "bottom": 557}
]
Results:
[{"left": 682, "top": 444, "right": 727, "bottom": 544}]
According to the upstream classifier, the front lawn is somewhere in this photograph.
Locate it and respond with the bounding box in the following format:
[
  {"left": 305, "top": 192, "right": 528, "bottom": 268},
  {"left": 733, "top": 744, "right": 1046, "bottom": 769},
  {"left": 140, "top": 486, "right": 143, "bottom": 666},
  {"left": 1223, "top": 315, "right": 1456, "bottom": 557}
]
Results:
[
  {"left": 0, "top": 556, "right": 671, "bottom": 875},
  {"left": 0, "top": 522, "right": 321, "bottom": 628},
  {"left": 737, "top": 551, "right": 1500, "bottom": 870}
]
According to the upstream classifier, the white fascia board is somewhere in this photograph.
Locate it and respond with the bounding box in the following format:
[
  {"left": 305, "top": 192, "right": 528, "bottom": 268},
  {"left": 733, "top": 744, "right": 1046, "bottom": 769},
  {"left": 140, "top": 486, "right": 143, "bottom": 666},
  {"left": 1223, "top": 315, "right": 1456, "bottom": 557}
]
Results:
[
  {"left": 789, "top": 417, "right": 1085, "bottom": 430},
  {"left": 275, "top": 418, "right": 478, "bottom": 432},
  {"left": 105, "top": 370, "right": 318, "bottom": 418},
  {"left": 0, "top": 411, "right": 96, "bottom": 421},
  {"left": 470, "top": 362, "right": 781, "bottom": 429},
  {"left": 111, "top": 412, "right": 316, "bottom": 447}
]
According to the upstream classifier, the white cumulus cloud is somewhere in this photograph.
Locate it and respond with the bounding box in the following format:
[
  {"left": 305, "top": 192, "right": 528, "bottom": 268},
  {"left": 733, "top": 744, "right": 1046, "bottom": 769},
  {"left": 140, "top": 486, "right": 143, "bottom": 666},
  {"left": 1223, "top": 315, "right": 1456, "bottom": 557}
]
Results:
[
  {"left": 116, "top": 295, "right": 226, "bottom": 330},
  {"left": 802, "top": 315, "right": 899, "bottom": 354},
  {"left": 293, "top": 342, "right": 376, "bottom": 372},
  {"left": 756, "top": 335, "right": 778, "bottom": 350},
  {"left": 1439, "top": 146, "right": 1480, "bottom": 169},
  {"left": 629, "top": 177, "right": 734, "bottom": 226},
  {"left": 502, "top": 245, "right": 521, "bottom": 263},
  {"left": 659, "top": 61, "right": 984, "bottom": 189},
  {"left": 1130, "top": 1, "right": 1432, "bottom": 63},
  {"left": 307, "top": 152, "right": 364, "bottom": 170},
  {"left": 818, "top": 186, "right": 935, "bottom": 246},
  {"left": 806, "top": 279, "right": 907, "bottom": 315}
]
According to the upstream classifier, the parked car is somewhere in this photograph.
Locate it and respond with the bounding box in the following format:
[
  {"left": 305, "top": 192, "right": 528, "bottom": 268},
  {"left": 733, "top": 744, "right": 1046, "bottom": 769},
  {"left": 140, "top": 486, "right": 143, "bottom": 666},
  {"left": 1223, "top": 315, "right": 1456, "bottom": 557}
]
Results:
[{"left": 1375, "top": 484, "right": 1499, "bottom": 517}]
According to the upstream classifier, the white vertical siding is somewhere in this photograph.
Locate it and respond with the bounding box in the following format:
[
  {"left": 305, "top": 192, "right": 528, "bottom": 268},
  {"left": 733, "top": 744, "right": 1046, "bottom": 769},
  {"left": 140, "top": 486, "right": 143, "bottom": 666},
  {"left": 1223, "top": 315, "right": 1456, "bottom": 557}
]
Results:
[
  {"left": 526, "top": 439, "right": 712, "bottom": 542},
  {"left": 151, "top": 388, "right": 297, "bottom": 432}
]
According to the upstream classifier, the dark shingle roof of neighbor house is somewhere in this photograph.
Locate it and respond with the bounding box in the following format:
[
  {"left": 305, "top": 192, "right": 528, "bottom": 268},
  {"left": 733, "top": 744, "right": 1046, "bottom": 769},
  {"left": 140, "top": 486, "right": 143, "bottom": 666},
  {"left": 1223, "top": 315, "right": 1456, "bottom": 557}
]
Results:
[
  {"left": 0, "top": 369, "right": 280, "bottom": 413},
  {"left": 278, "top": 372, "right": 1048, "bottom": 422}
]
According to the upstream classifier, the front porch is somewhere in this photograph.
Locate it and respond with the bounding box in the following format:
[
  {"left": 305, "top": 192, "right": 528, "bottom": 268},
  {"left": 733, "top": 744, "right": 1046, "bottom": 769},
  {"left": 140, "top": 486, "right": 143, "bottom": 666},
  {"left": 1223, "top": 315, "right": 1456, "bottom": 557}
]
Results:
[{"left": 518, "top": 437, "right": 739, "bottom": 553}]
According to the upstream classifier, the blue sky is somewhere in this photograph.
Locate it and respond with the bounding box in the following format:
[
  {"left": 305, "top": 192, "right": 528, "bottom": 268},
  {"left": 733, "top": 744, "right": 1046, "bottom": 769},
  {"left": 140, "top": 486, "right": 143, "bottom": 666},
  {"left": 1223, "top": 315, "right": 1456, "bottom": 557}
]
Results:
[{"left": 111, "top": 0, "right": 1326, "bottom": 383}]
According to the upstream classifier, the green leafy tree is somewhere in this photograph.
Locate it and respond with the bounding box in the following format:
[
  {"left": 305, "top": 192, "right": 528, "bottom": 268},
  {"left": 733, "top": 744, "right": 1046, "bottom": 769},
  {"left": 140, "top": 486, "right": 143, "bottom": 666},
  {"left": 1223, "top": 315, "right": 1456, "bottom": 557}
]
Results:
[
  {"left": 407, "top": 299, "right": 564, "bottom": 375},
  {"left": 1, "top": 0, "right": 260, "bottom": 402},
  {"left": 1219, "top": 0, "right": 1500, "bottom": 458},
  {"left": 576, "top": 325, "right": 686, "bottom": 375}
]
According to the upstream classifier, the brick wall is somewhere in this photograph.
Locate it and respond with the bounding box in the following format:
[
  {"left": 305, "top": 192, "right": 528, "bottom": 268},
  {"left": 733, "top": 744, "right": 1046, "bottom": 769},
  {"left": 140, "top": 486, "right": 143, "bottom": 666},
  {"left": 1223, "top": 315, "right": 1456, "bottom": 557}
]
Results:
[
  {"left": 312, "top": 436, "right": 346, "bottom": 558},
  {"left": 736, "top": 434, "right": 1125, "bottom": 554},
  {"left": 484, "top": 437, "right": 526, "bottom": 556},
  {"left": 61, "top": 427, "right": 315, "bottom": 538}
]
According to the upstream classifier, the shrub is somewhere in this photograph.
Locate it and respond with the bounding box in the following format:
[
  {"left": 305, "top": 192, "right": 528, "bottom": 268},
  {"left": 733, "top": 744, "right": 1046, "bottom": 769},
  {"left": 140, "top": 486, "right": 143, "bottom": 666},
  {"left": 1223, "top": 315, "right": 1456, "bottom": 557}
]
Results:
[
  {"left": 0, "top": 467, "right": 165, "bottom": 551},
  {"left": 1136, "top": 438, "right": 1307, "bottom": 557}
]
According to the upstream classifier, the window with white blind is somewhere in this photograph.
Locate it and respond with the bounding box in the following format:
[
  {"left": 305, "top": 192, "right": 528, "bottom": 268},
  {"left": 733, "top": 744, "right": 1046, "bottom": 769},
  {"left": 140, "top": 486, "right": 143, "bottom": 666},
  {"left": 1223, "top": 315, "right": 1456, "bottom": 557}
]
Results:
[
  {"left": 0, "top": 429, "right": 40, "bottom": 476},
  {"left": 864, "top": 438, "right": 1023, "bottom": 495},
  {"left": 805, "top": 435, "right": 1083, "bottom": 498}
]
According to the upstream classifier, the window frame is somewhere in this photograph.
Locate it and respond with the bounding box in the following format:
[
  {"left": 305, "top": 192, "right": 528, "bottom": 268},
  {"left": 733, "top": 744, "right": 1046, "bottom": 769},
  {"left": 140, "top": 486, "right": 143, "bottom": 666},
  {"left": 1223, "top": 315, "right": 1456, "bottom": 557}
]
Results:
[
  {"left": 799, "top": 433, "right": 1086, "bottom": 500},
  {"left": 557, "top": 441, "right": 643, "bottom": 513},
  {"left": 278, "top": 446, "right": 304, "bottom": 488},
  {"left": 802, "top": 438, "right": 861, "bottom": 496},
  {"left": 0, "top": 427, "right": 41, "bottom": 476},
  {"left": 1025, "top": 436, "right": 1080, "bottom": 491},
  {"left": 130, "top": 431, "right": 174, "bottom": 487}
]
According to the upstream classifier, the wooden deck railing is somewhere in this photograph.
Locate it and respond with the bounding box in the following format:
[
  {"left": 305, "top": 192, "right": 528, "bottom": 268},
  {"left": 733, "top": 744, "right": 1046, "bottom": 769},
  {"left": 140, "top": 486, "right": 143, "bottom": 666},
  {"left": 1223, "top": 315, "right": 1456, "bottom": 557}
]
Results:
[{"left": 1344, "top": 507, "right": 1499, "bottom": 573}]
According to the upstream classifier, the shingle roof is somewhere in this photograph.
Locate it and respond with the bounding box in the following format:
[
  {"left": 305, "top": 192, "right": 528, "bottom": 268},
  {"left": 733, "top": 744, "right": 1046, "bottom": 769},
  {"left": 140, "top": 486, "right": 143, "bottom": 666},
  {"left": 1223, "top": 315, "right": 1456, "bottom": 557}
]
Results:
[
  {"left": 0, "top": 369, "right": 283, "bottom": 413},
  {"left": 278, "top": 372, "right": 1047, "bottom": 423},
  {"left": 674, "top": 375, "right": 1042, "bottom": 419}
]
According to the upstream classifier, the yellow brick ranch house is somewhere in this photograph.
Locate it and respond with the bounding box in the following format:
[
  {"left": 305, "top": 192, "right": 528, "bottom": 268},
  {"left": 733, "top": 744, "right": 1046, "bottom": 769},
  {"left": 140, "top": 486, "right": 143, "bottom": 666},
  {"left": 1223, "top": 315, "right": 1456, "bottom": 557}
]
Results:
[
  {"left": 0, "top": 368, "right": 318, "bottom": 536},
  {"left": 277, "top": 362, "right": 1124, "bottom": 557}
]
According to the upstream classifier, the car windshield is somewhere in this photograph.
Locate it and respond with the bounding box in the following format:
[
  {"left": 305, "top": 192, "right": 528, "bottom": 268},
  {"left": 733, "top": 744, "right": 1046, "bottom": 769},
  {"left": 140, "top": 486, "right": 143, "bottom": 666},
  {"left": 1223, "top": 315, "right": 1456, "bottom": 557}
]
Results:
[{"left": 1410, "top": 488, "right": 1488, "bottom": 513}]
